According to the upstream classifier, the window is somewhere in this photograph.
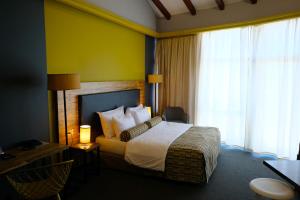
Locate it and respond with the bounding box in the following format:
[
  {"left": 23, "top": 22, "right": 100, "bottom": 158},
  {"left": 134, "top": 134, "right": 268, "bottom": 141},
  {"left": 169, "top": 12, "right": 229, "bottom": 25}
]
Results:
[{"left": 196, "top": 18, "right": 300, "bottom": 159}]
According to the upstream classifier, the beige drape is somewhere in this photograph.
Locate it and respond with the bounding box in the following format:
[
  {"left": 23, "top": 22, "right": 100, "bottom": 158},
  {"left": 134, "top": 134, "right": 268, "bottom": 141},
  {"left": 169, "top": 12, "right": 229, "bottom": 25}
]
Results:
[{"left": 155, "top": 35, "right": 200, "bottom": 123}]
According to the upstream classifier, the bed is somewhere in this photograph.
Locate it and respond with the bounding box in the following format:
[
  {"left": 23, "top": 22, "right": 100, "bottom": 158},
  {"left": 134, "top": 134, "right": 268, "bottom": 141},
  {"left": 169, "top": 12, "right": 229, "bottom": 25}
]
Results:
[{"left": 79, "top": 89, "right": 220, "bottom": 183}]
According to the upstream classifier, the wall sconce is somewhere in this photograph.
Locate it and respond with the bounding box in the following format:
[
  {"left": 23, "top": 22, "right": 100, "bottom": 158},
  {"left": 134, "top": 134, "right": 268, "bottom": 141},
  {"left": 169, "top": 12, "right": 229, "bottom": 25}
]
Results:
[
  {"left": 80, "top": 125, "right": 91, "bottom": 144},
  {"left": 148, "top": 74, "right": 163, "bottom": 115},
  {"left": 146, "top": 106, "right": 152, "bottom": 117}
]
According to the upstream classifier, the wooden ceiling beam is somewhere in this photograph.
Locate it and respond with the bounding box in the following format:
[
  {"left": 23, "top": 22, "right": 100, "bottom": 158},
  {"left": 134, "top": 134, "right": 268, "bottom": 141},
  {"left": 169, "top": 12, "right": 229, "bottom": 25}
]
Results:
[
  {"left": 152, "top": 0, "right": 171, "bottom": 20},
  {"left": 215, "top": 0, "right": 225, "bottom": 10},
  {"left": 249, "top": 0, "right": 258, "bottom": 4},
  {"left": 183, "top": 0, "right": 196, "bottom": 15}
]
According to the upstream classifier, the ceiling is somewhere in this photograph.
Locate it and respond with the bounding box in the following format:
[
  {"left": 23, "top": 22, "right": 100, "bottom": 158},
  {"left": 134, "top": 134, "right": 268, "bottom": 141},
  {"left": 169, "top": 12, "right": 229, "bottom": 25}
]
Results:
[{"left": 147, "top": 0, "right": 244, "bottom": 18}]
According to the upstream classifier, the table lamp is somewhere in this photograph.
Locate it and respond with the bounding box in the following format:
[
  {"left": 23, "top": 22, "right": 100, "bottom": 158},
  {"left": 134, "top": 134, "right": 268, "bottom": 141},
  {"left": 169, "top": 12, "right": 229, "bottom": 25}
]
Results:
[
  {"left": 48, "top": 73, "right": 80, "bottom": 145},
  {"left": 148, "top": 74, "right": 163, "bottom": 115},
  {"left": 80, "top": 125, "right": 91, "bottom": 144}
]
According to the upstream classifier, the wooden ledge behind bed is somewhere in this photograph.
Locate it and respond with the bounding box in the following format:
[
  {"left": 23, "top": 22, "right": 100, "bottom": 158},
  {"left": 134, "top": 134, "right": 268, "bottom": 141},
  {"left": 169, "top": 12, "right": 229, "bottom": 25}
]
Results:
[{"left": 56, "top": 81, "right": 145, "bottom": 144}]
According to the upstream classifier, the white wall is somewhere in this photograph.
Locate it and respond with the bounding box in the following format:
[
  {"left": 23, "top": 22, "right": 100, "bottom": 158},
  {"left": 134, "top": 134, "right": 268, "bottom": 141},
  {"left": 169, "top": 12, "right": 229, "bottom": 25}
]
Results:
[{"left": 84, "top": 0, "right": 157, "bottom": 30}]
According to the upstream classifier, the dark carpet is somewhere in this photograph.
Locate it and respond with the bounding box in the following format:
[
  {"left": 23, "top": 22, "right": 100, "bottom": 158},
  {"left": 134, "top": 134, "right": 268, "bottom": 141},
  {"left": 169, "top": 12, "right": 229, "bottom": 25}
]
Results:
[{"left": 68, "top": 147, "right": 299, "bottom": 200}]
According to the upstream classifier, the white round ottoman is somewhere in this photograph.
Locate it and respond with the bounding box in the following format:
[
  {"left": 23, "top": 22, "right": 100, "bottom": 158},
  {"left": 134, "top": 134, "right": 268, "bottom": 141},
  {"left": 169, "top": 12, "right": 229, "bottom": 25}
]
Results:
[{"left": 250, "top": 178, "right": 295, "bottom": 200}]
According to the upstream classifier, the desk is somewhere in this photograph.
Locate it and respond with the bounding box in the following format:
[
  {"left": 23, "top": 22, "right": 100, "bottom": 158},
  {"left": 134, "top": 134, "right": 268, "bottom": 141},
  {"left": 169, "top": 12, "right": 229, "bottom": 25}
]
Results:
[
  {"left": 0, "top": 143, "right": 68, "bottom": 175},
  {"left": 263, "top": 160, "right": 300, "bottom": 191}
]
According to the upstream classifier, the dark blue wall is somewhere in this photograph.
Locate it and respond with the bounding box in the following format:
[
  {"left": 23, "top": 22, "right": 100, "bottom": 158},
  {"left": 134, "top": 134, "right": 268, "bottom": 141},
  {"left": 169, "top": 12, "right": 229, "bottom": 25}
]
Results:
[
  {"left": 0, "top": 0, "right": 49, "bottom": 149},
  {"left": 0, "top": 1, "right": 49, "bottom": 198},
  {"left": 145, "top": 35, "right": 156, "bottom": 109}
]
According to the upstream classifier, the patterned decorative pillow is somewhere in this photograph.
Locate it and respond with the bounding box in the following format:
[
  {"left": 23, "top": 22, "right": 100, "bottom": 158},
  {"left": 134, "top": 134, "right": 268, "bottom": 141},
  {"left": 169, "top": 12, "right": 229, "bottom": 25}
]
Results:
[
  {"left": 120, "top": 123, "right": 149, "bottom": 142},
  {"left": 145, "top": 116, "right": 162, "bottom": 128}
]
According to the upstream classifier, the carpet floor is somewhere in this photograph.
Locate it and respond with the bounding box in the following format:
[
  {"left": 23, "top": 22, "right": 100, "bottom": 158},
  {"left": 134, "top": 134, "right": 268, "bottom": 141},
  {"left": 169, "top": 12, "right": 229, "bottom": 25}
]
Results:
[{"left": 68, "top": 147, "right": 299, "bottom": 200}]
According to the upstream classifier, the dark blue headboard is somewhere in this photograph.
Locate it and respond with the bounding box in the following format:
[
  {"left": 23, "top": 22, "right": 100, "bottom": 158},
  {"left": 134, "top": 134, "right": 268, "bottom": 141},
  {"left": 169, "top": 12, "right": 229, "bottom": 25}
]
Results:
[{"left": 78, "top": 89, "right": 140, "bottom": 141}]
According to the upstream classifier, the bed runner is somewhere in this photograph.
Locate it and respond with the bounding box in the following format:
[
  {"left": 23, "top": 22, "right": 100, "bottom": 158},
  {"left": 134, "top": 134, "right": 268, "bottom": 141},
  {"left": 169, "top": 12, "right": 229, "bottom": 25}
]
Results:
[{"left": 165, "top": 127, "right": 221, "bottom": 183}]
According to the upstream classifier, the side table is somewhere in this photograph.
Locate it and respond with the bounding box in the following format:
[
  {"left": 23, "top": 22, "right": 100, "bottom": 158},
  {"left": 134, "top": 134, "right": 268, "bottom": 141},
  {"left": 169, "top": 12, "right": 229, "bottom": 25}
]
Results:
[{"left": 69, "top": 143, "right": 100, "bottom": 181}]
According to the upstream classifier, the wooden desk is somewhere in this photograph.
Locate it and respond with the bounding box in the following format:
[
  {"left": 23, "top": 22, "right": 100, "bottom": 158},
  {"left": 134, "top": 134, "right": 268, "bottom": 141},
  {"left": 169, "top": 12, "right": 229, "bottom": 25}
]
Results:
[
  {"left": 263, "top": 160, "right": 300, "bottom": 191},
  {"left": 0, "top": 143, "right": 68, "bottom": 175}
]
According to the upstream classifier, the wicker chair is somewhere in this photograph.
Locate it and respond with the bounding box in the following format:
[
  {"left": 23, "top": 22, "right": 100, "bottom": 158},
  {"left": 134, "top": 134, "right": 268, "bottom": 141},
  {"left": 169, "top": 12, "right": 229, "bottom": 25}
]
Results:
[
  {"left": 6, "top": 160, "right": 73, "bottom": 200},
  {"left": 162, "top": 106, "right": 188, "bottom": 123}
]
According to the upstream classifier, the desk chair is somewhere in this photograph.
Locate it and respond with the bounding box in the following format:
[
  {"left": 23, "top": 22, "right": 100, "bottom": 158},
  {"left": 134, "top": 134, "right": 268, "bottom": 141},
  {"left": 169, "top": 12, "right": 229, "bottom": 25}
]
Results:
[{"left": 6, "top": 160, "right": 73, "bottom": 200}]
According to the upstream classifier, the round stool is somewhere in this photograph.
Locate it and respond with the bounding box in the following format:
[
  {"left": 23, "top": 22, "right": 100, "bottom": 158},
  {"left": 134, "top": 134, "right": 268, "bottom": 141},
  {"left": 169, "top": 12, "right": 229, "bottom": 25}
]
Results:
[{"left": 250, "top": 178, "right": 295, "bottom": 200}]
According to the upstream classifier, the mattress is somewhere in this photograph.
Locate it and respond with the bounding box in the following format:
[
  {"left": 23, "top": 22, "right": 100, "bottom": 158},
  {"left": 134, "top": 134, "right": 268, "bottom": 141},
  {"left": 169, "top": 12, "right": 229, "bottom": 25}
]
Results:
[{"left": 95, "top": 135, "right": 126, "bottom": 156}]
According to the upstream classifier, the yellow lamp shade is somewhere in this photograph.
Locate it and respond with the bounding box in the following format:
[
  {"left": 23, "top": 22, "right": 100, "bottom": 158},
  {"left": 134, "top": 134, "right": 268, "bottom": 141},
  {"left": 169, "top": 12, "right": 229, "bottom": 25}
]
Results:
[
  {"left": 48, "top": 73, "right": 80, "bottom": 91},
  {"left": 146, "top": 106, "right": 152, "bottom": 116},
  {"left": 148, "top": 74, "right": 163, "bottom": 84},
  {"left": 80, "top": 125, "right": 91, "bottom": 144}
]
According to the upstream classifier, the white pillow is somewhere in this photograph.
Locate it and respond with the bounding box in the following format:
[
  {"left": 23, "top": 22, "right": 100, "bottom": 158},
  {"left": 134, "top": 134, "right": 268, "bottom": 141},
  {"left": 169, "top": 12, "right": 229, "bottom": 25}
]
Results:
[
  {"left": 112, "top": 113, "right": 136, "bottom": 138},
  {"left": 132, "top": 107, "right": 151, "bottom": 124},
  {"left": 98, "top": 106, "right": 124, "bottom": 138},
  {"left": 125, "top": 104, "right": 143, "bottom": 116}
]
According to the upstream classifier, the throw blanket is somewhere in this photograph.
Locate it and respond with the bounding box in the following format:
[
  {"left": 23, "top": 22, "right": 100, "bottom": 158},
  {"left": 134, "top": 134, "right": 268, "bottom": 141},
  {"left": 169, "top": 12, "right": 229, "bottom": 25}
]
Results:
[{"left": 165, "top": 127, "right": 220, "bottom": 183}]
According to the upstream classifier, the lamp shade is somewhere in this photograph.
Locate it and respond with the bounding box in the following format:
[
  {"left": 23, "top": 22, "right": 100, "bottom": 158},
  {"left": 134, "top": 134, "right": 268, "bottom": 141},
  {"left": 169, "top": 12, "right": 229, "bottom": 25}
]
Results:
[
  {"left": 80, "top": 125, "right": 91, "bottom": 144},
  {"left": 48, "top": 73, "right": 80, "bottom": 90},
  {"left": 148, "top": 74, "right": 163, "bottom": 84}
]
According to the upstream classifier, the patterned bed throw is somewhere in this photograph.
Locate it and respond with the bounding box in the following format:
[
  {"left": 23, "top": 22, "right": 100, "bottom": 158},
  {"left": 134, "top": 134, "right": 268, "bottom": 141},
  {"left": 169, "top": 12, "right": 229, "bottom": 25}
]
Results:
[{"left": 165, "top": 127, "right": 220, "bottom": 183}]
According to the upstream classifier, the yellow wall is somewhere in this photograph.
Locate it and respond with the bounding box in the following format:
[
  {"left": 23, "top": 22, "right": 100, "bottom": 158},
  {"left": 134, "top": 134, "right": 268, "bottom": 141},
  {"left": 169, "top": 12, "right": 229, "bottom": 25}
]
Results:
[
  {"left": 44, "top": 0, "right": 146, "bottom": 142},
  {"left": 44, "top": 0, "right": 145, "bottom": 82}
]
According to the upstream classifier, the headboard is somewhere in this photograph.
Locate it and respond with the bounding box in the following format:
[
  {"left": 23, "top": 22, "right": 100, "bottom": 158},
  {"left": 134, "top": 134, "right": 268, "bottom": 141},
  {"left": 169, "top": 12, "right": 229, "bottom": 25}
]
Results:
[
  {"left": 79, "top": 89, "right": 140, "bottom": 142},
  {"left": 54, "top": 81, "right": 144, "bottom": 145}
]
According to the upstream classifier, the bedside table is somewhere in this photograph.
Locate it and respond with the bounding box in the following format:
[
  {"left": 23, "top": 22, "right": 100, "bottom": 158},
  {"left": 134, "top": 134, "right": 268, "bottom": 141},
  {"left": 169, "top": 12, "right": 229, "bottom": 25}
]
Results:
[{"left": 69, "top": 143, "right": 100, "bottom": 181}]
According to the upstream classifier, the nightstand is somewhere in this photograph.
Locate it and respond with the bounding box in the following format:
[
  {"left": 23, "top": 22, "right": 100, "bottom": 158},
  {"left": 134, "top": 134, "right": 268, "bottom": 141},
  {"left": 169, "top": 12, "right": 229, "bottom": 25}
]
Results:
[{"left": 69, "top": 143, "right": 100, "bottom": 181}]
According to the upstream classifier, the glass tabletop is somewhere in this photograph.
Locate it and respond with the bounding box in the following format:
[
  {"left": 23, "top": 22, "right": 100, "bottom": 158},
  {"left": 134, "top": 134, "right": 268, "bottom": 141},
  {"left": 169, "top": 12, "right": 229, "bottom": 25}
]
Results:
[{"left": 263, "top": 160, "right": 300, "bottom": 189}]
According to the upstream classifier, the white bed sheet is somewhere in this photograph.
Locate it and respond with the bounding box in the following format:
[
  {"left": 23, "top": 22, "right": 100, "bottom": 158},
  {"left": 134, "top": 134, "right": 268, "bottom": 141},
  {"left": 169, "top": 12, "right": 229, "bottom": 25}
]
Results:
[
  {"left": 124, "top": 121, "right": 192, "bottom": 171},
  {"left": 95, "top": 135, "right": 126, "bottom": 155}
]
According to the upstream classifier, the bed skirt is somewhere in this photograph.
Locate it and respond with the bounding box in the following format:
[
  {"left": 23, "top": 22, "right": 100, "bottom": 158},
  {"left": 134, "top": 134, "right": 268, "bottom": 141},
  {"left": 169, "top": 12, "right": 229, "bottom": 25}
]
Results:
[{"left": 100, "top": 152, "right": 164, "bottom": 178}]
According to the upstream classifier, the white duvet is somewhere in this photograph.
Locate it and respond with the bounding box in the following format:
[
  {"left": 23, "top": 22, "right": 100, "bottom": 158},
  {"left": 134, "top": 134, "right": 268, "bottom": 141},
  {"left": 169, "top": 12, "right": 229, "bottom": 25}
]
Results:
[{"left": 124, "top": 121, "right": 192, "bottom": 171}]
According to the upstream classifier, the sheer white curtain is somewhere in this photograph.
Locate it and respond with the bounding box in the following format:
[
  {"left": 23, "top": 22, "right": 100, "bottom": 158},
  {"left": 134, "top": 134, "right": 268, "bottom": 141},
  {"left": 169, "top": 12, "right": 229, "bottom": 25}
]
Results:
[{"left": 196, "top": 18, "right": 300, "bottom": 159}]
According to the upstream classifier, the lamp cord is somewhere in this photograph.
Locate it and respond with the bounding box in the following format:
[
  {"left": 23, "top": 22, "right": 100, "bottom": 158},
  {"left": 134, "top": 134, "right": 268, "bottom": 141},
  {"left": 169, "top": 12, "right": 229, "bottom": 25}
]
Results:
[{"left": 63, "top": 90, "right": 69, "bottom": 145}]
